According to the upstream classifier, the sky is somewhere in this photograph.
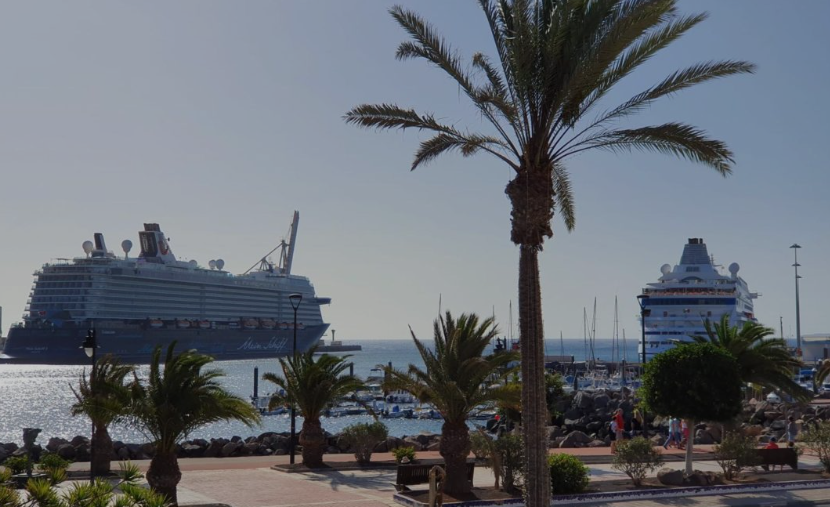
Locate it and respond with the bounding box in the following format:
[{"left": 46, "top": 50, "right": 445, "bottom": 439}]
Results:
[{"left": 0, "top": 1, "right": 828, "bottom": 342}]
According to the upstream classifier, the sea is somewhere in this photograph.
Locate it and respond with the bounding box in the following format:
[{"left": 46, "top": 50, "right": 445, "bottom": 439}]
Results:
[{"left": 0, "top": 338, "right": 637, "bottom": 443}]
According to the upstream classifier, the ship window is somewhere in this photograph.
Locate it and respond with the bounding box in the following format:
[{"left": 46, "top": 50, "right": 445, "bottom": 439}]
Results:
[{"left": 685, "top": 267, "right": 700, "bottom": 272}]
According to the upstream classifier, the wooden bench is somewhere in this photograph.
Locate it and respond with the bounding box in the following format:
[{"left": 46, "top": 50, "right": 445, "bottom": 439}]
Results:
[
  {"left": 755, "top": 448, "right": 798, "bottom": 471},
  {"left": 394, "top": 461, "right": 475, "bottom": 492}
]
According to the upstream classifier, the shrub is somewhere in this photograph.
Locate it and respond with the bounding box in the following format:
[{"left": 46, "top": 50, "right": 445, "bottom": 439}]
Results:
[
  {"left": 2, "top": 456, "right": 29, "bottom": 475},
  {"left": 37, "top": 453, "right": 71, "bottom": 473},
  {"left": 801, "top": 421, "right": 830, "bottom": 473},
  {"left": 469, "top": 431, "right": 491, "bottom": 460},
  {"left": 548, "top": 453, "right": 590, "bottom": 494},
  {"left": 713, "top": 432, "right": 760, "bottom": 480},
  {"left": 392, "top": 446, "right": 416, "bottom": 464},
  {"left": 495, "top": 434, "right": 524, "bottom": 492},
  {"left": 340, "top": 422, "right": 389, "bottom": 465},
  {"left": 611, "top": 437, "right": 663, "bottom": 486}
]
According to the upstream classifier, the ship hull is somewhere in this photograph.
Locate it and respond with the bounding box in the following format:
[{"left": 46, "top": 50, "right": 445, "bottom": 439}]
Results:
[{"left": 0, "top": 324, "right": 328, "bottom": 365}]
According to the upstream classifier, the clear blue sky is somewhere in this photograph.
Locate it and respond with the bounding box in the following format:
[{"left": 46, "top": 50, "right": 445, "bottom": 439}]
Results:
[{"left": 0, "top": 1, "right": 827, "bottom": 341}]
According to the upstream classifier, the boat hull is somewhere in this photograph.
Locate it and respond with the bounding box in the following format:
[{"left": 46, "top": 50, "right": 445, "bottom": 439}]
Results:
[{"left": 0, "top": 324, "right": 328, "bottom": 365}]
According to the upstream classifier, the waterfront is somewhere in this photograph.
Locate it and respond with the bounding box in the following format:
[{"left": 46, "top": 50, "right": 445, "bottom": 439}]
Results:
[{"left": 0, "top": 338, "right": 636, "bottom": 443}]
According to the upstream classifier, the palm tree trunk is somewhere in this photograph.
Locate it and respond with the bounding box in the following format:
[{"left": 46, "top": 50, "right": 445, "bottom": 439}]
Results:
[
  {"left": 146, "top": 450, "right": 181, "bottom": 506},
  {"left": 685, "top": 420, "right": 695, "bottom": 475},
  {"left": 519, "top": 245, "right": 551, "bottom": 507},
  {"left": 91, "top": 423, "right": 113, "bottom": 476},
  {"left": 300, "top": 419, "right": 326, "bottom": 468},
  {"left": 440, "top": 421, "right": 471, "bottom": 495}
]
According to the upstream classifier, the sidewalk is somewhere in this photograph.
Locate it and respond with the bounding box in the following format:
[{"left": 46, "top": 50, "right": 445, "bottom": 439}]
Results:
[{"left": 62, "top": 448, "right": 830, "bottom": 507}]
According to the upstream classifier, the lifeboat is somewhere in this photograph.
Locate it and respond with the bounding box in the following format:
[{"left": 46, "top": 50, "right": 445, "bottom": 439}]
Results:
[
  {"left": 280, "top": 322, "right": 289, "bottom": 330},
  {"left": 297, "top": 322, "right": 305, "bottom": 330},
  {"left": 227, "top": 321, "right": 240, "bottom": 329},
  {"left": 243, "top": 319, "right": 259, "bottom": 330},
  {"left": 177, "top": 320, "right": 191, "bottom": 329},
  {"left": 149, "top": 319, "right": 164, "bottom": 329},
  {"left": 198, "top": 320, "right": 211, "bottom": 329},
  {"left": 260, "top": 319, "right": 276, "bottom": 329}
]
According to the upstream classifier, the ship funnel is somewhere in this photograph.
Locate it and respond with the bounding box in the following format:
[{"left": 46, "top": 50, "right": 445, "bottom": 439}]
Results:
[{"left": 94, "top": 233, "right": 108, "bottom": 254}]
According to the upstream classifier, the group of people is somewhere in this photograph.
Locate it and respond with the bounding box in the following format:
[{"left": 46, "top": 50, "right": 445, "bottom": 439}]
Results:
[
  {"left": 765, "top": 416, "right": 800, "bottom": 449},
  {"left": 662, "top": 416, "right": 690, "bottom": 450}
]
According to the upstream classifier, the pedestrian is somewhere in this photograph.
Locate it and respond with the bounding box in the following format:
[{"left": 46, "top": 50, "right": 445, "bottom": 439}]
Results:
[
  {"left": 610, "top": 419, "right": 619, "bottom": 453},
  {"left": 614, "top": 408, "right": 625, "bottom": 443},
  {"left": 632, "top": 408, "right": 644, "bottom": 436},
  {"left": 663, "top": 416, "right": 677, "bottom": 449},
  {"left": 765, "top": 436, "right": 779, "bottom": 449},
  {"left": 786, "top": 416, "right": 799, "bottom": 445}
]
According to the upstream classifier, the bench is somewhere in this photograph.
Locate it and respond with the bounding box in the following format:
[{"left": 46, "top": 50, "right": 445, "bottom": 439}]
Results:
[
  {"left": 394, "top": 461, "right": 475, "bottom": 492},
  {"left": 755, "top": 448, "right": 798, "bottom": 471}
]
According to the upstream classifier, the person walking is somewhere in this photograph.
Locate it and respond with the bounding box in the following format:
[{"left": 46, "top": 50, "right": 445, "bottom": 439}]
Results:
[
  {"left": 614, "top": 409, "right": 625, "bottom": 443},
  {"left": 786, "top": 416, "right": 799, "bottom": 445},
  {"left": 664, "top": 416, "right": 678, "bottom": 449},
  {"left": 632, "top": 408, "right": 644, "bottom": 436},
  {"left": 679, "top": 419, "right": 689, "bottom": 450}
]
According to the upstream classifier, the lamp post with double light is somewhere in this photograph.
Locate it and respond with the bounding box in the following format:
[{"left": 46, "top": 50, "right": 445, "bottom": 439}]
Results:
[
  {"left": 81, "top": 328, "right": 98, "bottom": 484},
  {"left": 636, "top": 294, "right": 650, "bottom": 438},
  {"left": 288, "top": 293, "right": 302, "bottom": 465},
  {"left": 790, "top": 244, "right": 802, "bottom": 357}
]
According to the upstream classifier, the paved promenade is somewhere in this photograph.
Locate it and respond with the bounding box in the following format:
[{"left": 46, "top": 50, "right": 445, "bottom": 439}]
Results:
[{"left": 63, "top": 447, "right": 830, "bottom": 507}]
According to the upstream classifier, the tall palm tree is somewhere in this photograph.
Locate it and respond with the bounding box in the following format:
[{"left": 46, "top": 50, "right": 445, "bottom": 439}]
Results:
[
  {"left": 70, "top": 355, "right": 134, "bottom": 476},
  {"left": 691, "top": 315, "right": 809, "bottom": 402},
  {"left": 126, "top": 344, "right": 260, "bottom": 505},
  {"left": 345, "top": 2, "right": 753, "bottom": 503},
  {"left": 262, "top": 347, "right": 365, "bottom": 467},
  {"left": 383, "top": 311, "right": 518, "bottom": 495}
]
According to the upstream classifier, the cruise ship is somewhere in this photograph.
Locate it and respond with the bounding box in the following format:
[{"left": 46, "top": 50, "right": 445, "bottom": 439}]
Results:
[
  {"left": 0, "top": 212, "right": 331, "bottom": 364},
  {"left": 638, "top": 238, "right": 759, "bottom": 360}
]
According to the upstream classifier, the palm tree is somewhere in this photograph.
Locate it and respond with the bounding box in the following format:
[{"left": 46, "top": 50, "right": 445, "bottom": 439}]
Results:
[
  {"left": 345, "top": 2, "right": 753, "bottom": 504},
  {"left": 691, "top": 315, "right": 810, "bottom": 402},
  {"left": 383, "top": 311, "right": 518, "bottom": 495},
  {"left": 262, "top": 347, "right": 365, "bottom": 468},
  {"left": 70, "top": 355, "right": 134, "bottom": 476},
  {"left": 126, "top": 344, "right": 260, "bottom": 505}
]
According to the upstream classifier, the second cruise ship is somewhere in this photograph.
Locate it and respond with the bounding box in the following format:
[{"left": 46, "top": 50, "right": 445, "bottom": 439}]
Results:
[{"left": 638, "top": 238, "right": 759, "bottom": 360}]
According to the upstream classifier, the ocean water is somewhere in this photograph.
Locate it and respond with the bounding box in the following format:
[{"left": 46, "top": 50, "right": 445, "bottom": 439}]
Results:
[{"left": 0, "top": 338, "right": 636, "bottom": 443}]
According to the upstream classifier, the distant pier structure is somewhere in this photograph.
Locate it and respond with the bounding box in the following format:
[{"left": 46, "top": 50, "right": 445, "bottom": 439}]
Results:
[{"left": 313, "top": 329, "right": 362, "bottom": 353}]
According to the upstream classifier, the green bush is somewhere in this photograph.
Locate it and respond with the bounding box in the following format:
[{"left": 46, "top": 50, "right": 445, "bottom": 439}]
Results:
[
  {"left": 37, "top": 453, "right": 71, "bottom": 473},
  {"left": 713, "top": 432, "right": 760, "bottom": 480},
  {"left": 2, "top": 456, "right": 29, "bottom": 475},
  {"left": 340, "top": 422, "right": 389, "bottom": 465},
  {"left": 391, "top": 446, "right": 416, "bottom": 464},
  {"left": 548, "top": 453, "right": 590, "bottom": 494},
  {"left": 469, "top": 432, "right": 491, "bottom": 460},
  {"left": 611, "top": 437, "right": 663, "bottom": 486},
  {"left": 495, "top": 434, "right": 523, "bottom": 492},
  {"left": 801, "top": 421, "right": 830, "bottom": 473}
]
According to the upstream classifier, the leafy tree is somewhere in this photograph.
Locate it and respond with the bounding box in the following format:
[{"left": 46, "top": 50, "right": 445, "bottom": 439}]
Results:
[
  {"left": 612, "top": 436, "right": 663, "bottom": 486},
  {"left": 126, "top": 344, "right": 260, "bottom": 505},
  {"left": 70, "top": 354, "right": 134, "bottom": 476},
  {"left": 641, "top": 342, "right": 742, "bottom": 474},
  {"left": 263, "top": 347, "right": 365, "bottom": 468},
  {"left": 383, "top": 311, "right": 518, "bottom": 494},
  {"left": 692, "top": 315, "right": 809, "bottom": 401},
  {"left": 345, "top": 2, "right": 753, "bottom": 503},
  {"left": 340, "top": 422, "right": 389, "bottom": 465}
]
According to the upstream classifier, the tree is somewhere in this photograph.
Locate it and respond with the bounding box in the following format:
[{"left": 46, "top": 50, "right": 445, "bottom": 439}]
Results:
[
  {"left": 641, "top": 342, "right": 742, "bottom": 474},
  {"left": 691, "top": 315, "right": 809, "bottom": 401},
  {"left": 126, "top": 344, "right": 260, "bottom": 505},
  {"left": 345, "top": 3, "right": 753, "bottom": 504},
  {"left": 262, "top": 347, "right": 365, "bottom": 468},
  {"left": 383, "top": 311, "right": 518, "bottom": 495},
  {"left": 70, "top": 354, "right": 134, "bottom": 476}
]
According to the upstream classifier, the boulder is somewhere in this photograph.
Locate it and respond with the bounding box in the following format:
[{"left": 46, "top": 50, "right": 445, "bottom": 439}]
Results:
[
  {"left": 695, "top": 429, "right": 715, "bottom": 445},
  {"left": 117, "top": 447, "right": 130, "bottom": 460},
  {"left": 426, "top": 441, "right": 440, "bottom": 452},
  {"left": 562, "top": 408, "right": 583, "bottom": 420},
  {"left": 46, "top": 437, "right": 69, "bottom": 453},
  {"left": 0, "top": 447, "right": 8, "bottom": 463},
  {"left": 574, "top": 392, "right": 593, "bottom": 410},
  {"left": 204, "top": 440, "right": 224, "bottom": 458},
  {"left": 230, "top": 436, "right": 242, "bottom": 444},
  {"left": 220, "top": 442, "right": 240, "bottom": 457},
  {"left": 770, "top": 420, "right": 786, "bottom": 431},
  {"left": 587, "top": 439, "right": 607, "bottom": 448},
  {"left": 3, "top": 443, "right": 18, "bottom": 454},
  {"left": 593, "top": 394, "right": 610, "bottom": 409},
  {"left": 181, "top": 443, "right": 204, "bottom": 458},
  {"left": 56, "top": 444, "right": 76, "bottom": 460},
  {"left": 559, "top": 431, "right": 592, "bottom": 448},
  {"left": 586, "top": 421, "right": 603, "bottom": 433},
  {"left": 547, "top": 426, "right": 565, "bottom": 442},
  {"left": 650, "top": 435, "right": 665, "bottom": 446},
  {"left": 657, "top": 468, "right": 684, "bottom": 486},
  {"left": 70, "top": 436, "right": 89, "bottom": 448},
  {"left": 274, "top": 449, "right": 287, "bottom": 455},
  {"left": 326, "top": 446, "right": 340, "bottom": 454},
  {"left": 685, "top": 471, "right": 722, "bottom": 486}
]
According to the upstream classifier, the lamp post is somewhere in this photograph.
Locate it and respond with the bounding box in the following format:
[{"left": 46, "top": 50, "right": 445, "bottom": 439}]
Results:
[
  {"left": 288, "top": 293, "right": 302, "bottom": 466},
  {"left": 636, "top": 294, "right": 650, "bottom": 438},
  {"left": 790, "top": 244, "right": 802, "bottom": 357},
  {"left": 81, "top": 327, "right": 98, "bottom": 484}
]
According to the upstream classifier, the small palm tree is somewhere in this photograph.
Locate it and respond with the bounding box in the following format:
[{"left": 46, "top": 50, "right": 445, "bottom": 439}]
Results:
[
  {"left": 70, "top": 354, "right": 134, "bottom": 476},
  {"left": 126, "top": 344, "right": 260, "bottom": 505},
  {"left": 384, "top": 311, "right": 518, "bottom": 495},
  {"left": 691, "top": 315, "right": 809, "bottom": 402},
  {"left": 262, "top": 347, "right": 365, "bottom": 467}
]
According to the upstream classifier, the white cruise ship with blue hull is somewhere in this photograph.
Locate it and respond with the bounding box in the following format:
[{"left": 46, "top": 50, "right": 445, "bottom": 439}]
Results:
[
  {"left": 0, "top": 212, "right": 330, "bottom": 364},
  {"left": 639, "top": 238, "right": 759, "bottom": 360}
]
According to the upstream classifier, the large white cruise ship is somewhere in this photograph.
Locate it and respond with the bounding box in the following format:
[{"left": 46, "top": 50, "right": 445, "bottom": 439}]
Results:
[
  {"left": 638, "top": 238, "right": 759, "bottom": 360},
  {"left": 0, "top": 212, "right": 331, "bottom": 364}
]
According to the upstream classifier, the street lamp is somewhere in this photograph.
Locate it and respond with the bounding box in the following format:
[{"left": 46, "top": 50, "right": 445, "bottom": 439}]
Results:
[
  {"left": 81, "top": 327, "right": 98, "bottom": 484},
  {"left": 636, "top": 294, "right": 650, "bottom": 438},
  {"left": 288, "top": 293, "right": 302, "bottom": 466},
  {"left": 790, "top": 244, "right": 802, "bottom": 357}
]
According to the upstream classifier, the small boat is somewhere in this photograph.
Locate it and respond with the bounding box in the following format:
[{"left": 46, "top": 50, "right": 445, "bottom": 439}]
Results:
[
  {"left": 260, "top": 319, "right": 276, "bottom": 329},
  {"left": 280, "top": 322, "right": 289, "bottom": 330},
  {"left": 177, "top": 320, "right": 191, "bottom": 329},
  {"left": 243, "top": 319, "right": 259, "bottom": 330},
  {"left": 198, "top": 320, "right": 211, "bottom": 329},
  {"left": 149, "top": 319, "right": 164, "bottom": 329}
]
